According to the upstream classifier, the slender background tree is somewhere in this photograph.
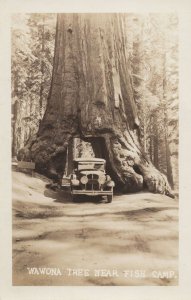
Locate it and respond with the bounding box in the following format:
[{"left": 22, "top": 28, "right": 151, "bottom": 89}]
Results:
[{"left": 11, "top": 13, "right": 56, "bottom": 156}]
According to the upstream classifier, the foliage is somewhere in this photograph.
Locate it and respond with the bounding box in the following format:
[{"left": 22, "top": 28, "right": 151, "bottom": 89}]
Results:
[
  {"left": 11, "top": 13, "right": 56, "bottom": 155},
  {"left": 125, "top": 14, "right": 178, "bottom": 188}
]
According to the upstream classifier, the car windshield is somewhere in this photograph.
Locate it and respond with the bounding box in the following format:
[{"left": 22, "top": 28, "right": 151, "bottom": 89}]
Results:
[{"left": 78, "top": 162, "right": 105, "bottom": 171}]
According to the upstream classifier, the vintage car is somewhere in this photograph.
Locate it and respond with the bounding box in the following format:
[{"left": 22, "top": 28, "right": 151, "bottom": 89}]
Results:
[{"left": 70, "top": 158, "right": 115, "bottom": 203}]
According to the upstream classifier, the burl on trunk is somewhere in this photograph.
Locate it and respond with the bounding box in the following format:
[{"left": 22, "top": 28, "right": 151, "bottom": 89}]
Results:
[{"left": 18, "top": 13, "right": 173, "bottom": 197}]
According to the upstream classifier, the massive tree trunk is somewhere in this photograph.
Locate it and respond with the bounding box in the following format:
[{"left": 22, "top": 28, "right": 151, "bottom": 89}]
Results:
[{"left": 18, "top": 13, "right": 173, "bottom": 197}]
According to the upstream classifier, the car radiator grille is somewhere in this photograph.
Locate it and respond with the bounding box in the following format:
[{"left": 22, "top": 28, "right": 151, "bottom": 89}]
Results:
[{"left": 86, "top": 174, "right": 99, "bottom": 190}]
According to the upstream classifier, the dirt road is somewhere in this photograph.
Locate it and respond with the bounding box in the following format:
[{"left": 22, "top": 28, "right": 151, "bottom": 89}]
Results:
[{"left": 12, "top": 171, "right": 178, "bottom": 286}]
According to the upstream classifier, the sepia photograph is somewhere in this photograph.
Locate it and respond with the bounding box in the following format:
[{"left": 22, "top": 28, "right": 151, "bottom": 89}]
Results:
[
  {"left": 1, "top": 0, "right": 191, "bottom": 299},
  {"left": 11, "top": 12, "right": 179, "bottom": 286}
]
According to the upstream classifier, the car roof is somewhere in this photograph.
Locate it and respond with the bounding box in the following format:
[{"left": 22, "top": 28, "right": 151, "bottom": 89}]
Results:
[{"left": 73, "top": 158, "right": 106, "bottom": 163}]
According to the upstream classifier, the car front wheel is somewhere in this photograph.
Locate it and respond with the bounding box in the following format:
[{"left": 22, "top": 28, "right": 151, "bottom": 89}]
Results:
[{"left": 107, "top": 195, "right": 113, "bottom": 203}]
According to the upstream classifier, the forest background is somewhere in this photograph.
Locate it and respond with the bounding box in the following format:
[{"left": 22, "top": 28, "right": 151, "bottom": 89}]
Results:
[{"left": 11, "top": 13, "right": 178, "bottom": 190}]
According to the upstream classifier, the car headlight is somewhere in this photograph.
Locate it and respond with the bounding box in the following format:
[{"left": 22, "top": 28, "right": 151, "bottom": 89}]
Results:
[
  {"left": 98, "top": 175, "right": 106, "bottom": 185},
  {"left": 80, "top": 176, "right": 88, "bottom": 184},
  {"left": 71, "top": 179, "right": 80, "bottom": 186},
  {"left": 107, "top": 180, "right": 115, "bottom": 187}
]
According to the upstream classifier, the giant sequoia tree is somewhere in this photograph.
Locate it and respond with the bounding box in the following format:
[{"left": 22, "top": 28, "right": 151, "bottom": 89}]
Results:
[{"left": 18, "top": 13, "right": 174, "bottom": 197}]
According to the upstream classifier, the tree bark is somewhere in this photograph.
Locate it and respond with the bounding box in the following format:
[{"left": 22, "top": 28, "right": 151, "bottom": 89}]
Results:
[{"left": 18, "top": 13, "right": 174, "bottom": 197}]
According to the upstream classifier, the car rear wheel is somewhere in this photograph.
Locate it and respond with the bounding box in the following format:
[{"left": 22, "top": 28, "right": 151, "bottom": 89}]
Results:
[{"left": 107, "top": 195, "right": 113, "bottom": 203}]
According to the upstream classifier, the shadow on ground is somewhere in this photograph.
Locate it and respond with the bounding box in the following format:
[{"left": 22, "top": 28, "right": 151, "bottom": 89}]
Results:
[
  {"left": 12, "top": 170, "right": 179, "bottom": 286},
  {"left": 44, "top": 187, "right": 108, "bottom": 205}
]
